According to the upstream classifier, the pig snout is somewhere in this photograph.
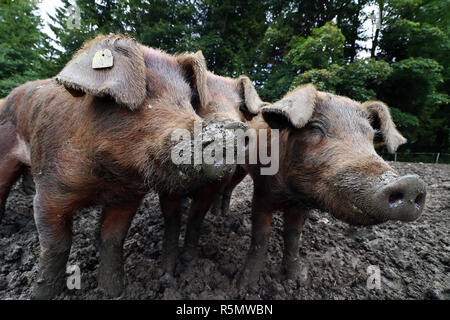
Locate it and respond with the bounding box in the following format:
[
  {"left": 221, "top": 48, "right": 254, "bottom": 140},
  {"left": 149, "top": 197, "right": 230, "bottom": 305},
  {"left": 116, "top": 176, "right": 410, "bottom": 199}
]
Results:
[
  {"left": 373, "top": 174, "right": 426, "bottom": 222},
  {"left": 200, "top": 119, "right": 249, "bottom": 181}
]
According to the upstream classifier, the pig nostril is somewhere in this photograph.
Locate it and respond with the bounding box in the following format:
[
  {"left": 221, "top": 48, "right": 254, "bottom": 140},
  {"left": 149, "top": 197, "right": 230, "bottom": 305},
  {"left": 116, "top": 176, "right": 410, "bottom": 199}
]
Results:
[
  {"left": 388, "top": 192, "right": 403, "bottom": 208},
  {"left": 414, "top": 193, "right": 425, "bottom": 210}
]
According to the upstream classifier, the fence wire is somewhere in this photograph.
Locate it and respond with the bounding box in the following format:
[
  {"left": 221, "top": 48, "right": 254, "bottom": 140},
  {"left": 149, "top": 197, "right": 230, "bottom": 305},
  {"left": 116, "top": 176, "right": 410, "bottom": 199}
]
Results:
[{"left": 379, "top": 152, "right": 450, "bottom": 164}]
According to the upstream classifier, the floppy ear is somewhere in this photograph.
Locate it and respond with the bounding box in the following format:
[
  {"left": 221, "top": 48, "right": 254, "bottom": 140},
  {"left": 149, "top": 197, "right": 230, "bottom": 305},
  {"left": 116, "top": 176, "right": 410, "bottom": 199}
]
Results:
[
  {"left": 261, "top": 84, "right": 317, "bottom": 129},
  {"left": 362, "top": 101, "right": 407, "bottom": 153},
  {"left": 177, "top": 51, "right": 211, "bottom": 110},
  {"left": 237, "top": 76, "right": 268, "bottom": 114},
  {"left": 55, "top": 34, "right": 146, "bottom": 111}
]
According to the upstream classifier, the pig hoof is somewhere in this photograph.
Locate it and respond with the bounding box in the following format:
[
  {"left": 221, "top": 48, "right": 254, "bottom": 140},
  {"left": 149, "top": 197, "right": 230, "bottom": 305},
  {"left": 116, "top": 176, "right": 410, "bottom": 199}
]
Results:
[
  {"left": 236, "top": 270, "right": 258, "bottom": 290},
  {"left": 281, "top": 268, "right": 298, "bottom": 280},
  {"left": 161, "top": 253, "right": 178, "bottom": 276},
  {"left": 221, "top": 200, "right": 231, "bottom": 216},
  {"left": 98, "top": 271, "right": 124, "bottom": 298},
  {"left": 161, "top": 272, "right": 177, "bottom": 287},
  {"left": 181, "top": 246, "right": 198, "bottom": 263},
  {"left": 210, "top": 195, "right": 223, "bottom": 216},
  {"left": 31, "top": 277, "right": 65, "bottom": 300},
  {"left": 281, "top": 261, "right": 299, "bottom": 280}
]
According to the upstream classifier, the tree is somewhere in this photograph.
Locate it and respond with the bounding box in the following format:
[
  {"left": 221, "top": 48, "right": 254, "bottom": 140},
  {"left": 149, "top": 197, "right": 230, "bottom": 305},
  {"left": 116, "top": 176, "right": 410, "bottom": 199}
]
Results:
[
  {"left": 380, "top": 57, "right": 448, "bottom": 151},
  {"left": 192, "top": 0, "right": 269, "bottom": 77},
  {"left": 293, "top": 58, "right": 392, "bottom": 102},
  {"left": 255, "top": 0, "right": 371, "bottom": 101},
  {"left": 47, "top": 0, "right": 130, "bottom": 72},
  {"left": 6, "top": 0, "right": 448, "bottom": 157},
  {"left": 125, "top": 0, "right": 198, "bottom": 53},
  {"left": 286, "top": 22, "right": 345, "bottom": 72},
  {"left": 377, "top": 0, "right": 449, "bottom": 153},
  {"left": 0, "top": 0, "right": 51, "bottom": 97}
]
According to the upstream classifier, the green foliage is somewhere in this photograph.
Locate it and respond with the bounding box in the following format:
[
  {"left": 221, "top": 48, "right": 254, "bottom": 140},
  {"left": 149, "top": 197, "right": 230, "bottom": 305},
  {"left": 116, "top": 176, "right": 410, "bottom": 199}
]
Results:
[
  {"left": 380, "top": 57, "right": 448, "bottom": 150},
  {"left": 380, "top": 18, "right": 448, "bottom": 66},
  {"left": 286, "top": 22, "right": 346, "bottom": 72},
  {"left": 191, "top": 0, "right": 269, "bottom": 77},
  {"left": 261, "top": 22, "right": 346, "bottom": 102},
  {"left": 292, "top": 64, "right": 343, "bottom": 94},
  {"left": 390, "top": 107, "right": 420, "bottom": 128},
  {"left": 293, "top": 59, "right": 392, "bottom": 102},
  {"left": 0, "top": 0, "right": 51, "bottom": 97},
  {"left": 0, "top": 0, "right": 448, "bottom": 156},
  {"left": 47, "top": 0, "right": 131, "bottom": 72}
]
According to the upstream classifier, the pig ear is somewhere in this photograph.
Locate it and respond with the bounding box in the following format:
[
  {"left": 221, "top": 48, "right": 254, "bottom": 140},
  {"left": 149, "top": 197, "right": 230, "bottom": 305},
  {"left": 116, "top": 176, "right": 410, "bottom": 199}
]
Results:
[
  {"left": 238, "top": 76, "right": 268, "bottom": 114},
  {"left": 177, "top": 51, "right": 211, "bottom": 110},
  {"left": 261, "top": 84, "right": 317, "bottom": 129},
  {"left": 362, "top": 101, "right": 407, "bottom": 153},
  {"left": 55, "top": 34, "right": 146, "bottom": 111}
]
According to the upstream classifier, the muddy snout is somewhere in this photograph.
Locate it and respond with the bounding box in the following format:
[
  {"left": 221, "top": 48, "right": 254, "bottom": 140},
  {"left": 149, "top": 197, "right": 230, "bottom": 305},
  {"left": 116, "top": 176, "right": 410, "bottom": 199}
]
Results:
[
  {"left": 374, "top": 175, "right": 427, "bottom": 222},
  {"left": 201, "top": 119, "right": 249, "bottom": 181}
]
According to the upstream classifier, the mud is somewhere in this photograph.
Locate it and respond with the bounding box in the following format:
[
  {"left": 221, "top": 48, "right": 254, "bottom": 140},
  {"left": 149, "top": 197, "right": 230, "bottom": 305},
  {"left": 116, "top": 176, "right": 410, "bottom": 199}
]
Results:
[{"left": 0, "top": 162, "right": 448, "bottom": 300}]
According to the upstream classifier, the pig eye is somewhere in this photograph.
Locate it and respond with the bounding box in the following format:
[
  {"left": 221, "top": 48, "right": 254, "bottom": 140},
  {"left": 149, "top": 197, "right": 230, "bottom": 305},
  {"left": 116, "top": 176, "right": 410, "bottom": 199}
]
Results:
[{"left": 308, "top": 122, "right": 326, "bottom": 136}]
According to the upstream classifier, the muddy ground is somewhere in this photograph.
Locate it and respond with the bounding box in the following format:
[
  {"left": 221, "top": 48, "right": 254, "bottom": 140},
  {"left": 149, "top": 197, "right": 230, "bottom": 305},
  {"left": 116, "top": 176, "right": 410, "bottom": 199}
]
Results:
[{"left": 0, "top": 162, "right": 449, "bottom": 300}]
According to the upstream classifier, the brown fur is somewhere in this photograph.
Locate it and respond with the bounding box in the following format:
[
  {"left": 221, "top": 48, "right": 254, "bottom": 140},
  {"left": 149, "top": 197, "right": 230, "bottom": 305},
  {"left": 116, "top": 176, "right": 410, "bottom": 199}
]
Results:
[
  {"left": 235, "top": 87, "right": 421, "bottom": 287},
  {"left": 158, "top": 71, "right": 268, "bottom": 274},
  {"left": 0, "top": 34, "right": 247, "bottom": 299},
  {"left": 362, "top": 100, "right": 407, "bottom": 153},
  {"left": 184, "top": 84, "right": 421, "bottom": 289},
  {"left": 262, "top": 84, "right": 317, "bottom": 128},
  {"left": 56, "top": 34, "right": 147, "bottom": 110}
]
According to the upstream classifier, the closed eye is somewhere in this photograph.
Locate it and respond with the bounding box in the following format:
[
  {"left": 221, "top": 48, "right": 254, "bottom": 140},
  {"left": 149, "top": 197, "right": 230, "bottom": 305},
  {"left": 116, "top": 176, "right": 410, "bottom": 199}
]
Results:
[{"left": 308, "top": 121, "right": 327, "bottom": 136}]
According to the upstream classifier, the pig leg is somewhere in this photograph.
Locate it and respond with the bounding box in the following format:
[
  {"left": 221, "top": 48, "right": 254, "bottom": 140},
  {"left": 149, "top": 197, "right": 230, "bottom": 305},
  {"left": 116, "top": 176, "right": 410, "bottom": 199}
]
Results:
[
  {"left": 210, "top": 184, "right": 225, "bottom": 216},
  {"left": 281, "top": 208, "right": 307, "bottom": 279},
  {"left": 32, "top": 190, "right": 75, "bottom": 299},
  {"left": 159, "top": 192, "right": 183, "bottom": 276},
  {"left": 220, "top": 167, "right": 247, "bottom": 216},
  {"left": 0, "top": 124, "right": 25, "bottom": 222},
  {"left": 0, "top": 159, "right": 24, "bottom": 222},
  {"left": 182, "top": 184, "right": 220, "bottom": 262},
  {"left": 238, "top": 195, "right": 273, "bottom": 289},
  {"left": 211, "top": 166, "right": 247, "bottom": 216},
  {"left": 98, "top": 197, "right": 142, "bottom": 297}
]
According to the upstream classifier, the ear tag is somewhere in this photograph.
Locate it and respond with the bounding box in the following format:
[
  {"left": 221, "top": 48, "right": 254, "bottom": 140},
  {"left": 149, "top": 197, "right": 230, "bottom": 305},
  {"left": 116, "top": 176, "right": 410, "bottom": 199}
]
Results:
[{"left": 92, "top": 49, "right": 114, "bottom": 69}]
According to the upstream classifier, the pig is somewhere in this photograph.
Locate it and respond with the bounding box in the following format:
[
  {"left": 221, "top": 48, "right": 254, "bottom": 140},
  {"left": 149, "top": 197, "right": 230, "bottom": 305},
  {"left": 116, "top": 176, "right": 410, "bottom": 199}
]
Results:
[
  {"left": 184, "top": 84, "right": 427, "bottom": 288},
  {"left": 158, "top": 73, "right": 265, "bottom": 275},
  {"left": 0, "top": 34, "right": 248, "bottom": 299}
]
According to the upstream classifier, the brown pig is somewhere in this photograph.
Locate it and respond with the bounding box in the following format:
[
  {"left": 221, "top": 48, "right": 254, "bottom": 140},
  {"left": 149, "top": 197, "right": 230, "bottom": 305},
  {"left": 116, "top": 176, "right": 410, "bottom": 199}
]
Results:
[
  {"left": 0, "top": 34, "right": 248, "bottom": 299},
  {"left": 158, "top": 73, "right": 265, "bottom": 274},
  {"left": 185, "top": 84, "right": 427, "bottom": 288}
]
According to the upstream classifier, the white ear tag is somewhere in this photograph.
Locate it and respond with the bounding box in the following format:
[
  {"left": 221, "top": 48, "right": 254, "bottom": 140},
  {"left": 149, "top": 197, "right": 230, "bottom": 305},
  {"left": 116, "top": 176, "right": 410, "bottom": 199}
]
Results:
[{"left": 92, "top": 49, "right": 114, "bottom": 69}]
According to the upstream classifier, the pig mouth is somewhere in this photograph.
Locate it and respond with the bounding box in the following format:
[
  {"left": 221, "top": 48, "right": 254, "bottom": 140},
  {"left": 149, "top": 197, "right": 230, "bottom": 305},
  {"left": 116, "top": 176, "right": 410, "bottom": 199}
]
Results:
[
  {"left": 334, "top": 199, "right": 388, "bottom": 226},
  {"left": 324, "top": 188, "right": 389, "bottom": 226}
]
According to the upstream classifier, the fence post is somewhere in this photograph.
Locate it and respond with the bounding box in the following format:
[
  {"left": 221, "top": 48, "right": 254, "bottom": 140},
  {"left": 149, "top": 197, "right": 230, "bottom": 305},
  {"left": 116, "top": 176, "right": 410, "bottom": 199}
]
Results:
[
  {"left": 435, "top": 153, "right": 440, "bottom": 164},
  {"left": 394, "top": 152, "right": 397, "bottom": 162}
]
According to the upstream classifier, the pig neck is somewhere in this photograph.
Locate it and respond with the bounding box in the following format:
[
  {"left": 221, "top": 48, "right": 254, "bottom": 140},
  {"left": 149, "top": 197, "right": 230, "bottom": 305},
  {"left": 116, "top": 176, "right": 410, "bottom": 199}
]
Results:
[
  {"left": 245, "top": 115, "right": 284, "bottom": 206},
  {"left": 247, "top": 118, "right": 315, "bottom": 210}
]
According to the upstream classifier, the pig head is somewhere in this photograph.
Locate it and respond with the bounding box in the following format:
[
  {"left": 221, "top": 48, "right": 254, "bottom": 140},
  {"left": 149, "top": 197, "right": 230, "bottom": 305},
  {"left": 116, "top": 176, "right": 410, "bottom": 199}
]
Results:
[
  {"left": 261, "top": 84, "right": 427, "bottom": 225},
  {"left": 54, "top": 35, "right": 246, "bottom": 193}
]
